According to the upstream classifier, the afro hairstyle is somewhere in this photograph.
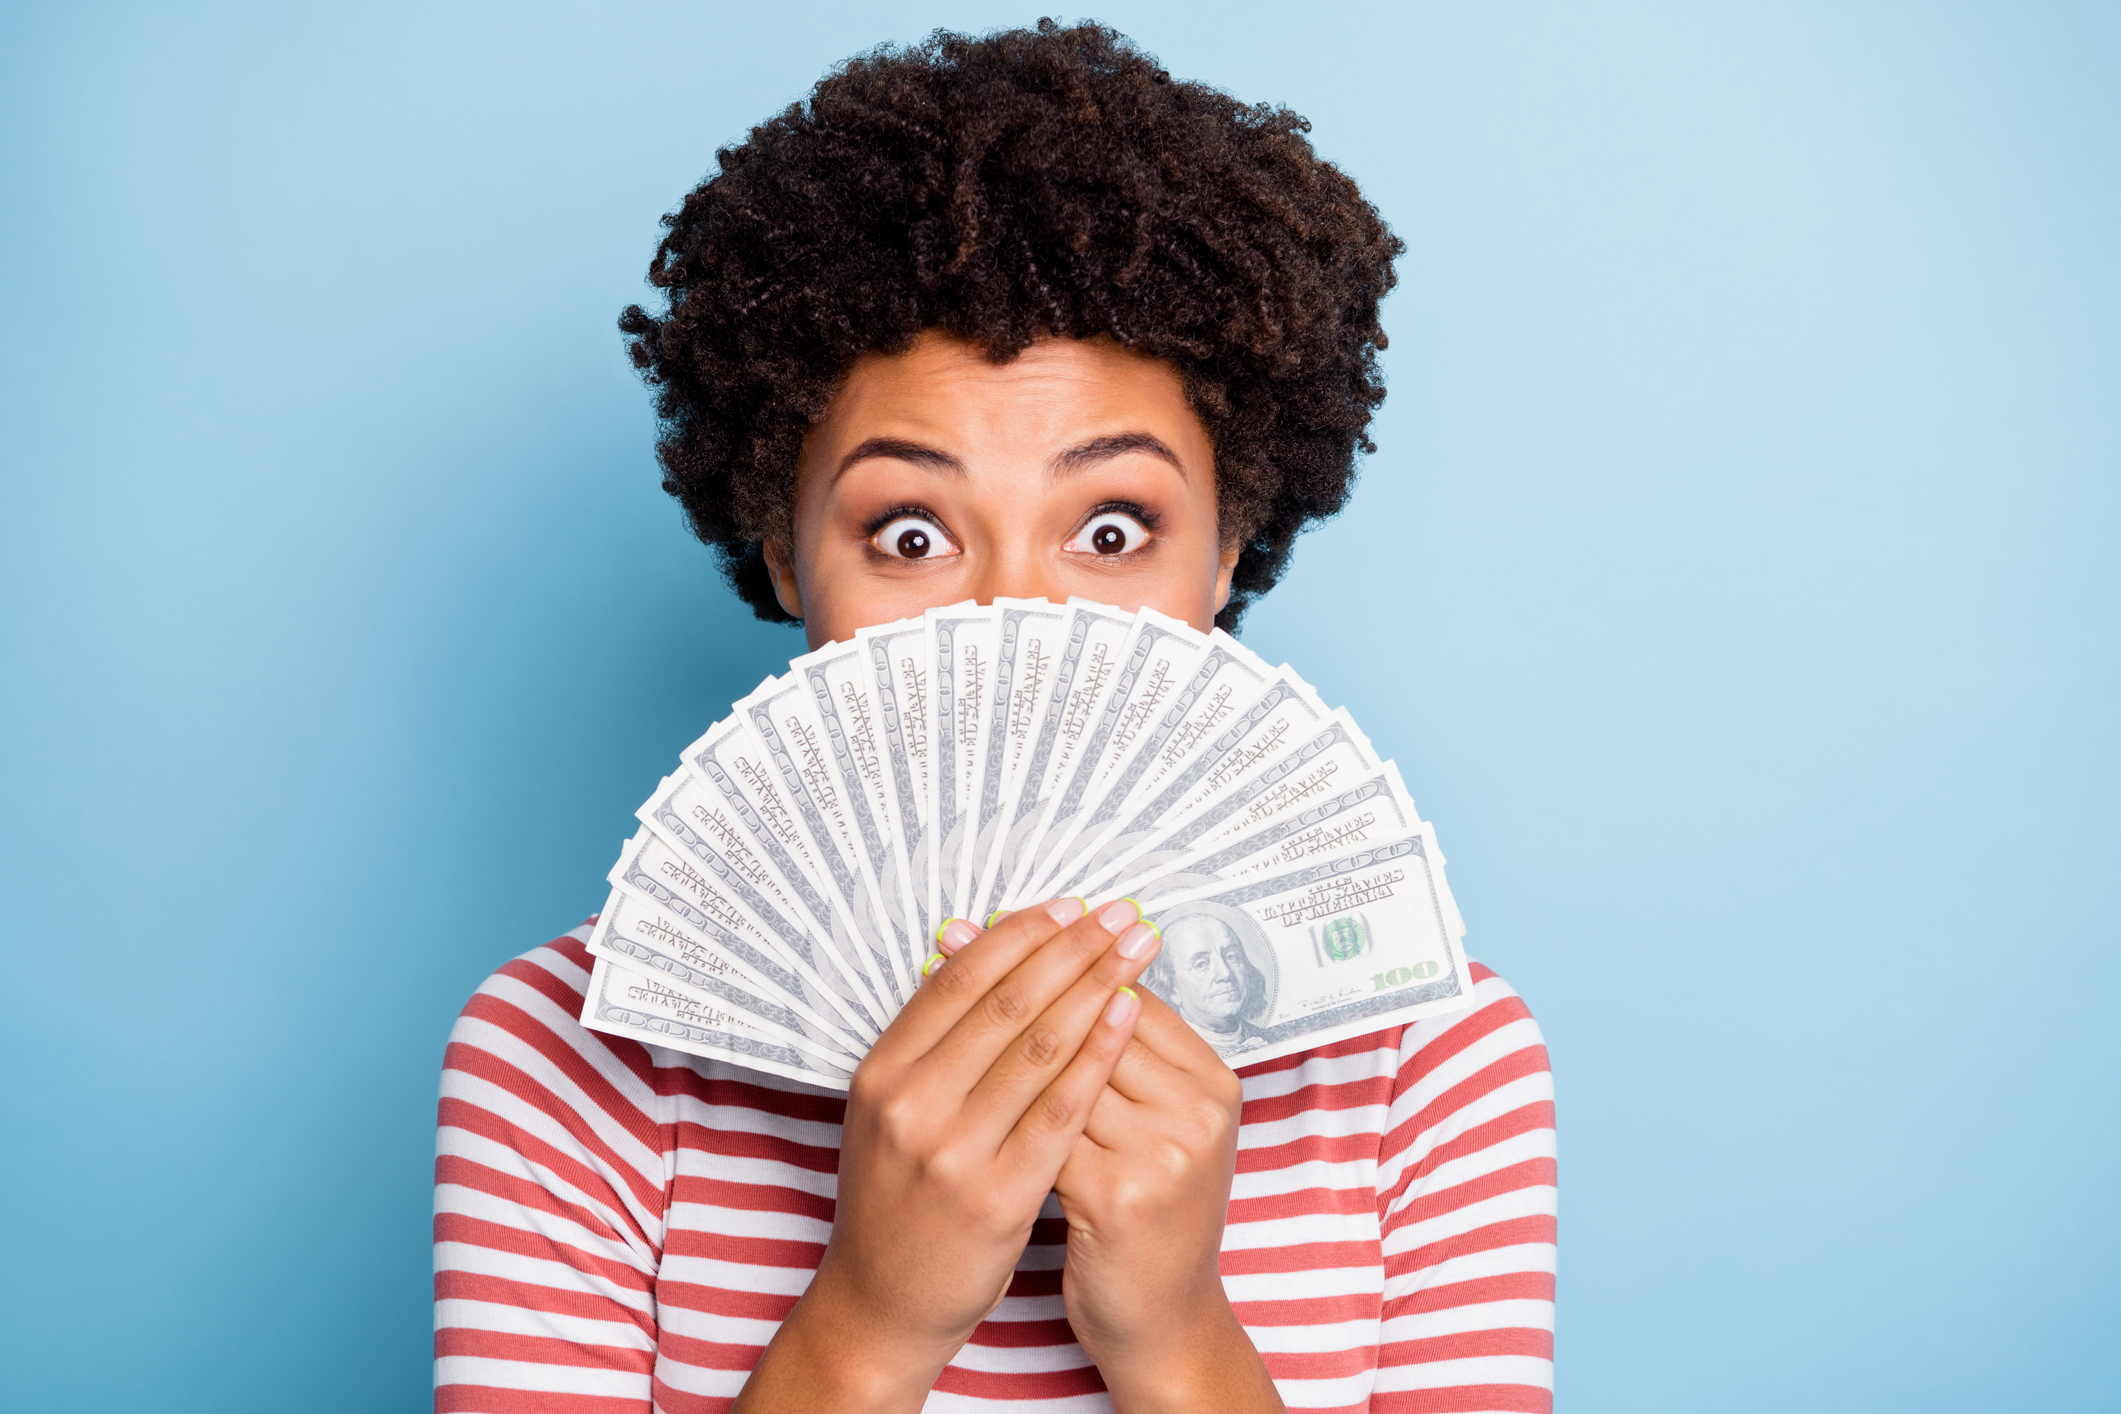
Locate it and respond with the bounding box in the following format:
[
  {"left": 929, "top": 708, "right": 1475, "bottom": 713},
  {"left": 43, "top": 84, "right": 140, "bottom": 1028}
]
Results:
[{"left": 619, "top": 18, "right": 1402, "bottom": 632}]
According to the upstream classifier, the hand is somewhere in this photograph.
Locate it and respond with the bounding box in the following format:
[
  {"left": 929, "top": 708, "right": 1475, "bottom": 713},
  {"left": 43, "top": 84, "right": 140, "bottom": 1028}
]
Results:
[
  {"left": 1056, "top": 966, "right": 1283, "bottom": 1413},
  {"left": 733, "top": 896, "right": 1165, "bottom": 1413}
]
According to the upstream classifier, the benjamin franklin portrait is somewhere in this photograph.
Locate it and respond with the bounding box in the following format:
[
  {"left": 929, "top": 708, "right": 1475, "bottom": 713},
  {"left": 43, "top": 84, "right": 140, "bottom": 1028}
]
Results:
[{"left": 1142, "top": 904, "right": 1278, "bottom": 1056}]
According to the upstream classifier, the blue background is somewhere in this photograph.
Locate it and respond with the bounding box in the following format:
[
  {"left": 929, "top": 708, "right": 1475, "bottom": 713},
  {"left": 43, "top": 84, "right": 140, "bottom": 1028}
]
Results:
[{"left": 2, "top": 2, "right": 2115, "bottom": 1408}]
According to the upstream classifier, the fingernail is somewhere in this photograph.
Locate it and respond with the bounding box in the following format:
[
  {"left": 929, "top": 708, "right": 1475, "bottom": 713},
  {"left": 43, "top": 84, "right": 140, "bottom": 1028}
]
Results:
[
  {"left": 1103, "top": 986, "right": 1139, "bottom": 1027},
  {"left": 985, "top": 909, "right": 1010, "bottom": 929},
  {"left": 1096, "top": 898, "right": 1142, "bottom": 935},
  {"left": 923, "top": 952, "right": 947, "bottom": 977},
  {"left": 1046, "top": 896, "right": 1088, "bottom": 926},
  {"left": 937, "top": 918, "right": 978, "bottom": 953},
  {"left": 1116, "top": 920, "right": 1161, "bottom": 961}
]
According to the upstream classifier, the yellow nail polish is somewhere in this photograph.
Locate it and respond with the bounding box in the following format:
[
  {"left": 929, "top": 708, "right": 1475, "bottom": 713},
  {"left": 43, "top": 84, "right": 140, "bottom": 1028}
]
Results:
[
  {"left": 1121, "top": 897, "right": 1143, "bottom": 922},
  {"left": 934, "top": 919, "right": 955, "bottom": 947},
  {"left": 1103, "top": 985, "right": 1139, "bottom": 1027},
  {"left": 924, "top": 953, "right": 947, "bottom": 976},
  {"left": 985, "top": 909, "right": 1007, "bottom": 928}
]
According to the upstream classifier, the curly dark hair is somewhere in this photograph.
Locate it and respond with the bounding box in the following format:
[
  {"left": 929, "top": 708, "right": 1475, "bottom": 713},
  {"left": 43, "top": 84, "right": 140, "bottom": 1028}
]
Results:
[{"left": 619, "top": 18, "right": 1401, "bottom": 632}]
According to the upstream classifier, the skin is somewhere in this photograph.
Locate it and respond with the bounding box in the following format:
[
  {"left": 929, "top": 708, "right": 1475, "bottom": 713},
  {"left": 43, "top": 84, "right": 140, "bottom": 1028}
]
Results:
[
  {"left": 762, "top": 330, "right": 1240, "bottom": 646},
  {"left": 736, "top": 333, "right": 1284, "bottom": 1414}
]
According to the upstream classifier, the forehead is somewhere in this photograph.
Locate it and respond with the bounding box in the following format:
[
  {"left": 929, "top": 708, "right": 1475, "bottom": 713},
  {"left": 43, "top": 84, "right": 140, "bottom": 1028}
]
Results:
[
  {"left": 1166, "top": 915, "right": 1236, "bottom": 950},
  {"left": 816, "top": 331, "right": 1205, "bottom": 458}
]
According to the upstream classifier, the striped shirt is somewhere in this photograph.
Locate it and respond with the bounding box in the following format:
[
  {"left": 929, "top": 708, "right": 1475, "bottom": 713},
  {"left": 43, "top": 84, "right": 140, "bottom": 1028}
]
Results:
[{"left": 434, "top": 923, "right": 1557, "bottom": 1412}]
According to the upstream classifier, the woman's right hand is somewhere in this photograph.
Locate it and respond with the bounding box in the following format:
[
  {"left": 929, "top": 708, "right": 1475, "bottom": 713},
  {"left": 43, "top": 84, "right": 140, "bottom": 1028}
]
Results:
[{"left": 732, "top": 895, "right": 1163, "bottom": 1413}]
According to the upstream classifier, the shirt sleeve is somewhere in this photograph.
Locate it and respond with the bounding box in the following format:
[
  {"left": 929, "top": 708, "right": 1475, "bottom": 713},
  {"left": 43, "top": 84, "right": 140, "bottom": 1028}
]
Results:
[
  {"left": 1371, "top": 962, "right": 1558, "bottom": 1413},
  {"left": 434, "top": 930, "right": 672, "bottom": 1413}
]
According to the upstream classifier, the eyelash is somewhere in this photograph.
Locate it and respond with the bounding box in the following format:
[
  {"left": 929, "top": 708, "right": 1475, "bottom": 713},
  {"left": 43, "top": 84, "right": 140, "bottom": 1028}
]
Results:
[
  {"left": 861, "top": 503, "right": 1161, "bottom": 543},
  {"left": 1078, "top": 500, "right": 1161, "bottom": 534},
  {"left": 856, "top": 500, "right": 1162, "bottom": 559},
  {"left": 861, "top": 505, "right": 946, "bottom": 539}
]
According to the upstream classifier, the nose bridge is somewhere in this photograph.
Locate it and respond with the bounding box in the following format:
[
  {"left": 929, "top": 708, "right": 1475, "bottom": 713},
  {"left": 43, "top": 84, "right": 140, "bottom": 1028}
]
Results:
[{"left": 968, "top": 517, "right": 1059, "bottom": 605}]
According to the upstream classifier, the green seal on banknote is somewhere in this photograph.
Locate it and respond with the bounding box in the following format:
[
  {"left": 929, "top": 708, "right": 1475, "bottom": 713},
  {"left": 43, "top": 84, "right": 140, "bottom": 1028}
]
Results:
[{"left": 1315, "top": 912, "right": 1373, "bottom": 965}]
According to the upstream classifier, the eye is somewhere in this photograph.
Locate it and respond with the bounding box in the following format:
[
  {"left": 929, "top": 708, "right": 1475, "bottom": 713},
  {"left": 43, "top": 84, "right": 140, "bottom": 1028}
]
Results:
[
  {"left": 870, "top": 514, "right": 959, "bottom": 561},
  {"left": 1066, "top": 509, "right": 1152, "bottom": 557}
]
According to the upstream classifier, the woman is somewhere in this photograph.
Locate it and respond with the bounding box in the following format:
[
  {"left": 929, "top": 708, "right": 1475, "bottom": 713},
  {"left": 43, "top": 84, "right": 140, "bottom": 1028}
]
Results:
[{"left": 434, "top": 22, "right": 1555, "bottom": 1413}]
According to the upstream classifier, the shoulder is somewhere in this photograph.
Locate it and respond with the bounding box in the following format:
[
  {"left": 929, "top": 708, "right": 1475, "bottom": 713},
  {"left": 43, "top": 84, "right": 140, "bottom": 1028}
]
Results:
[
  {"left": 440, "top": 919, "right": 664, "bottom": 1129},
  {"left": 1375, "top": 960, "right": 1555, "bottom": 1189},
  {"left": 1400, "top": 961, "right": 1548, "bottom": 1071},
  {"left": 1383, "top": 960, "right": 1551, "bottom": 1105},
  {"left": 1234, "top": 963, "right": 1548, "bottom": 1089},
  {"left": 441, "top": 920, "right": 849, "bottom": 1131},
  {"left": 449, "top": 920, "right": 609, "bottom": 1054},
  {"left": 1229, "top": 963, "right": 1549, "bottom": 1134},
  {"left": 457, "top": 921, "right": 597, "bottom": 1018}
]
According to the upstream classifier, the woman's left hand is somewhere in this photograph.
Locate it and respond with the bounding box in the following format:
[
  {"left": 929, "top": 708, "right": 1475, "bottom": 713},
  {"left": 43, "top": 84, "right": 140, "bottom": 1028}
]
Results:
[
  {"left": 936, "top": 913, "right": 1284, "bottom": 1411},
  {"left": 1053, "top": 986, "right": 1286, "bottom": 1413}
]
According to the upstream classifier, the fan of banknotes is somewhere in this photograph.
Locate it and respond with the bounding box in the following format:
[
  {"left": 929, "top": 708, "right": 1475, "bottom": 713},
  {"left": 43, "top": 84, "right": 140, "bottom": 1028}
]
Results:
[{"left": 581, "top": 597, "right": 1474, "bottom": 1089}]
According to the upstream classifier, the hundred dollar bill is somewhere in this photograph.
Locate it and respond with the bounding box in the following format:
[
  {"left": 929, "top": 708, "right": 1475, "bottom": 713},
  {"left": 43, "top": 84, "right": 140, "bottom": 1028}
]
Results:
[
  {"left": 787, "top": 641, "right": 923, "bottom": 992},
  {"left": 1119, "top": 763, "right": 1428, "bottom": 911},
  {"left": 965, "top": 602, "right": 1074, "bottom": 922},
  {"left": 608, "top": 822, "right": 882, "bottom": 1040},
  {"left": 980, "top": 599, "right": 1135, "bottom": 920},
  {"left": 1012, "top": 606, "right": 1204, "bottom": 902},
  {"left": 1118, "top": 630, "right": 1275, "bottom": 802},
  {"left": 927, "top": 601, "right": 1002, "bottom": 927},
  {"left": 1046, "top": 668, "right": 1331, "bottom": 901},
  {"left": 1075, "top": 708, "right": 1385, "bottom": 903},
  {"left": 738, "top": 673, "right": 910, "bottom": 1005},
  {"left": 586, "top": 889, "right": 862, "bottom": 1064},
  {"left": 637, "top": 767, "right": 805, "bottom": 928},
  {"left": 858, "top": 615, "right": 934, "bottom": 947},
  {"left": 963, "top": 598, "right": 1067, "bottom": 923},
  {"left": 1137, "top": 832, "right": 1474, "bottom": 1068},
  {"left": 1026, "top": 630, "right": 1268, "bottom": 899},
  {"left": 582, "top": 956, "right": 855, "bottom": 1090},
  {"left": 632, "top": 773, "right": 888, "bottom": 1036},
  {"left": 685, "top": 710, "right": 896, "bottom": 1019}
]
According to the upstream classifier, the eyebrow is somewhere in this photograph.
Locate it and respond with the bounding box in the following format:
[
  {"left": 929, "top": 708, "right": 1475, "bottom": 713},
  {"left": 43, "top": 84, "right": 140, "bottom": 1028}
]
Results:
[
  {"left": 1050, "top": 432, "right": 1186, "bottom": 479},
  {"left": 834, "top": 430, "right": 1187, "bottom": 484},
  {"left": 834, "top": 437, "right": 967, "bottom": 483}
]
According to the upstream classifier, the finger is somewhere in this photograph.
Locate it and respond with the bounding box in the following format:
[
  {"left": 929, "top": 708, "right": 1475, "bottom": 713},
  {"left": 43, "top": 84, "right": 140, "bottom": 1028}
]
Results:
[
  {"left": 996, "top": 980, "right": 1145, "bottom": 1182},
  {"left": 919, "top": 899, "right": 1149, "bottom": 1085},
  {"left": 1073, "top": 1076, "right": 1150, "bottom": 1153},
  {"left": 957, "top": 919, "right": 1163, "bottom": 1130},
  {"left": 1121, "top": 981, "right": 1228, "bottom": 1065},
  {"left": 933, "top": 911, "right": 1003, "bottom": 958},
  {"left": 1101, "top": 988, "right": 1220, "bottom": 1104},
  {"left": 1053, "top": 1111, "right": 1123, "bottom": 1208},
  {"left": 872, "top": 898, "right": 1081, "bottom": 1065},
  {"left": 935, "top": 915, "right": 982, "bottom": 957}
]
